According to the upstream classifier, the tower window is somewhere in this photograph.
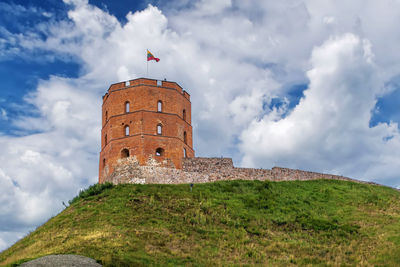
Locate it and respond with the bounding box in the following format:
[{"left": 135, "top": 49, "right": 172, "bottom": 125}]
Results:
[
  {"left": 155, "top": 147, "right": 164, "bottom": 156},
  {"left": 157, "top": 101, "right": 162, "bottom": 112},
  {"left": 104, "top": 134, "right": 107, "bottom": 146},
  {"left": 124, "top": 125, "right": 129, "bottom": 136},
  {"left": 157, "top": 124, "right": 162, "bottom": 135},
  {"left": 125, "top": 101, "right": 130, "bottom": 113},
  {"left": 121, "top": 148, "right": 129, "bottom": 158},
  {"left": 105, "top": 111, "right": 108, "bottom": 121},
  {"left": 184, "top": 131, "right": 187, "bottom": 144},
  {"left": 183, "top": 109, "right": 186, "bottom": 121},
  {"left": 103, "top": 158, "right": 106, "bottom": 168},
  {"left": 183, "top": 148, "right": 187, "bottom": 158}
]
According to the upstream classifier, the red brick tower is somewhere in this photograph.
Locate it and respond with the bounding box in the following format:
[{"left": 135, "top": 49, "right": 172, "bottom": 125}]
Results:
[{"left": 99, "top": 78, "right": 194, "bottom": 183}]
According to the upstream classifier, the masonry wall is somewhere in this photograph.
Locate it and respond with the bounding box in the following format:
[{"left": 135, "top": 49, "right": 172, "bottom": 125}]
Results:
[
  {"left": 99, "top": 78, "right": 194, "bottom": 183},
  {"left": 103, "top": 156, "right": 372, "bottom": 186}
]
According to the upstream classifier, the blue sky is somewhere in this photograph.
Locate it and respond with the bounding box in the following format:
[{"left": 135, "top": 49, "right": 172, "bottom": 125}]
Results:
[
  {"left": 1, "top": 0, "right": 400, "bottom": 251},
  {"left": 0, "top": 0, "right": 145, "bottom": 134}
]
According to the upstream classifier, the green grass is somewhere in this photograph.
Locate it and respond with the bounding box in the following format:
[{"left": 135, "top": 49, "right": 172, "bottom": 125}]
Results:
[{"left": 1, "top": 179, "right": 400, "bottom": 266}]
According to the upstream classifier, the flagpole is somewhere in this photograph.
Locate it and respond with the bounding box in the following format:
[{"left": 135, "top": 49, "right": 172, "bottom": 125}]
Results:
[{"left": 146, "top": 49, "right": 148, "bottom": 77}]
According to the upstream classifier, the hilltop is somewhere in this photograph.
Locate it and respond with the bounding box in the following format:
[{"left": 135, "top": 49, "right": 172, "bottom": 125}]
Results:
[{"left": 1, "top": 180, "right": 400, "bottom": 266}]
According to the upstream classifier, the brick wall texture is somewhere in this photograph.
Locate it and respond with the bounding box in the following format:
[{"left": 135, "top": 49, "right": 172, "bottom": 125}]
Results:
[
  {"left": 99, "top": 78, "right": 194, "bottom": 183},
  {"left": 103, "top": 156, "right": 379, "bottom": 186}
]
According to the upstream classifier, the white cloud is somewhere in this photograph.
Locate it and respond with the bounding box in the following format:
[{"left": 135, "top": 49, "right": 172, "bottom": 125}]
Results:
[
  {"left": 323, "top": 16, "right": 336, "bottom": 25},
  {"left": 240, "top": 33, "right": 400, "bottom": 182},
  {"left": 194, "top": 0, "right": 232, "bottom": 15}
]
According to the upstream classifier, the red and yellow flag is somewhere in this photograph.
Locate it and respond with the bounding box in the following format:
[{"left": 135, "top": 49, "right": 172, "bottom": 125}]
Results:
[{"left": 147, "top": 50, "right": 160, "bottom": 62}]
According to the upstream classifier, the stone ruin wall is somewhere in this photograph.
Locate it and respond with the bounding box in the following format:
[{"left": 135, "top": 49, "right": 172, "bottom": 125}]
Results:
[{"left": 103, "top": 156, "right": 376, "bottom": 186}]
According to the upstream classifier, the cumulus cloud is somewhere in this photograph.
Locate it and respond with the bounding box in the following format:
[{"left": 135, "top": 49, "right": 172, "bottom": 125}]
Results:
[
  {"left": 1, "top": 0, "right": 400, "bottom": 250},
  {"left": 240, "top": 33, "right": 400, "bottom": 182}
]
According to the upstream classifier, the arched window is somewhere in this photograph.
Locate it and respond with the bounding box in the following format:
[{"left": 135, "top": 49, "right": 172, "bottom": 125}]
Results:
[
  {"left": 183, "top": 148, "right": 187, "bottom": 158},
  {"left": 184, "top": 131, "right": 187, "bottom": 144},
  {"left": 103, "top": 158, "right": 106, "bottom": 169},
  {"left": 125, "top": 101, "right": 130, "bottom": 113},
  {"left": 105, "top": 111, "right": 108, "bottom": 121},
  {"left": 157, "top": 124, "right": 162, "bottom": 135},
  {"left": 104, "top": 134, "right": 107, "bottom": 146},
  {"left": 157, "top": 101, "right": 162, "bottom": 112},
  {"left": 121, "top": 148, "right": 129, "bottom": 158},
  {"left": 155, "top": 147, "right": 164, "bottom": 156},
  {"left": 183, "top": 109, "right": 186, "bottom": 121},
  {"left": 124, "top": 125, "right": 129, "bottom": 136}
]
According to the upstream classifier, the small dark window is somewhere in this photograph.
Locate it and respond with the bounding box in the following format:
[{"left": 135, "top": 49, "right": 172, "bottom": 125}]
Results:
[
  {"left": 157, "top": 124, "right": 162, "bottom": 135},
  {"left": 121, "top": 148, "right": 129, "bottom": 158},
  {"left": 184, "top": 131, "right": 187, "bottom": 144},
  {"left": 103, "top": 158, "right": 106, "bottom": 168},
  {"left": 105, "top": 111, "right": 108, "bottom": 121},
  {"left": 183, "top": 148, "right": 187, "bottom": 158},
  {"left": 155, "top": 147, "right": 164, "bottom": 156},
  {"left": 125, "top": 101, "right": 130, "bottom": 113},
  {"left": 157, "top": 101, "right": 162, "bottom": 112},
  {"left": 104, "top": 134, "right": 108, "bottom": 145},
  {"left": 124, "top": 125, "right": 129, "bottom": 136},
  {"left": 183, "top": 109, "right": 186, "bottom": 121}
]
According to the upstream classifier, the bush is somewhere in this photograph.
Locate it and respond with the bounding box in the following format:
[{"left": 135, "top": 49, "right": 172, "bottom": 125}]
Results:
[{"left": 69, "top": 182, "right": 114, "bottom": 204}]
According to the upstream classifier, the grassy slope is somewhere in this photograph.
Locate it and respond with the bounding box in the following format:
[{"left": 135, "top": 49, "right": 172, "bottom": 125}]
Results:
[{"left": 1, "top": 180, "right": 400, "bottom": 266}]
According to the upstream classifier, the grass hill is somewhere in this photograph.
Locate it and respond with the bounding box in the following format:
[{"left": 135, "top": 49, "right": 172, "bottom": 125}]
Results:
[{"left": 1, "top": 180, "right": 400, "bottom": 266}]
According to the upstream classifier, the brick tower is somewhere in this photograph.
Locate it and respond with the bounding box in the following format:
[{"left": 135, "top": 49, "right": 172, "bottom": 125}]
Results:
[{"left": 99, "top": 78, "right": 194, "bottom": 183}]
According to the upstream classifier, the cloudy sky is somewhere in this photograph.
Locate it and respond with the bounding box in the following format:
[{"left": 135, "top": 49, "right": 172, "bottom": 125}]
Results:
[{"left": 1, "top": 0, "right": 400, "bottom": 250}]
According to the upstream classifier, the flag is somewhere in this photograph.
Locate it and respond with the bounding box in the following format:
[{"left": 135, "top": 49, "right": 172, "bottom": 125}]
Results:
[{"left": 147, "top": 50, "right": 160, "bottom": 62}]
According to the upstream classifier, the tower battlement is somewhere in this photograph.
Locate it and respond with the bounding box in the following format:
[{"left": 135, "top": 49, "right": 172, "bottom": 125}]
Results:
[
  {"left": 99, "top": 78, "right": 194, "bottom": 183},
  {"left": 103, "top": 78, "right": 190, "bottom": 101}
]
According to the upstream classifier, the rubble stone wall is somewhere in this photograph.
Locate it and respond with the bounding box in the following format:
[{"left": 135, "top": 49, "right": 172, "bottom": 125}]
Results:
[{"left": 104, "top": 156, "right": 368, "bottom": 185}]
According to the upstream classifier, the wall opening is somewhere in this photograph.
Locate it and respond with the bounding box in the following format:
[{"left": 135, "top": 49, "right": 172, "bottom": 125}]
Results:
[
  {"left": 183, "top": 109, "right": 186, "bottom": 121},
  {"left": 155, "top": 147, "right": 164, "bottom": 156},
  {"left": 103, "top": 158, "right": 106, "bottom": 168},
  {"left": 184, "top": 131, "right": 187, "bottom": 144},
  {"left": 124, "top": 125, "right": 129, "bottom": 136},
  {"left": 125, "top": 81, "right": 130, "bottom": 86},
  {"left": 125, "top": 101, "right": 130, "bottom": 113},
  {"left": 104, "top": 134, "right": 107, "bottom": 146},
  {"left": 157, "top": 80, "right": 162, "bottom": 86},
  {"left": 121, "top": 148, "right": 129, "bottom": 158},
  {"left": 157, "top": 100, "right": 162, "bottom": 112},
  {"left": 105, "top": 111, "right": 108, "bottom": 121},
  {"left": 183, "top": 148, "right": 187, "bottom": 158},
  {"left": 157, "top": 124, "right": 162, "bottom": 135}
]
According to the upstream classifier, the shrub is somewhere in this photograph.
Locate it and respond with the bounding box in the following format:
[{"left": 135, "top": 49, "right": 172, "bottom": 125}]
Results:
[{"left": 69, "top": 182, "right": 114, "bottom": 204}]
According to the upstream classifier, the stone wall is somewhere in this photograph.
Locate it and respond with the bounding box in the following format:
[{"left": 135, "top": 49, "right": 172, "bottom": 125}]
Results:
[{"left": 103, "top": 156, "right": 372, "bottom": 186}]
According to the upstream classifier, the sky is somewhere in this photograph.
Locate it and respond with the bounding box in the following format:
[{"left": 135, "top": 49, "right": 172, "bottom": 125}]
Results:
[{"left": 1, "top": 0, "right": 400, "bottom": 251}]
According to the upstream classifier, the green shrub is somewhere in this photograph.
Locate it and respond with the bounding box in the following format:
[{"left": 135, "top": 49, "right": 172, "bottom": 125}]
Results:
[{"left": 69, "top": 182, "right": 114, "bottom": 204}]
